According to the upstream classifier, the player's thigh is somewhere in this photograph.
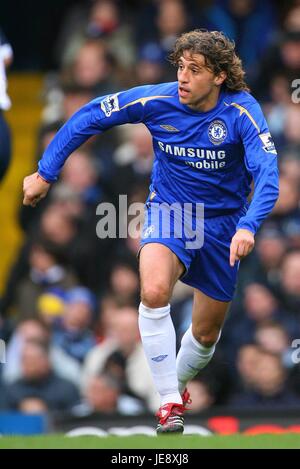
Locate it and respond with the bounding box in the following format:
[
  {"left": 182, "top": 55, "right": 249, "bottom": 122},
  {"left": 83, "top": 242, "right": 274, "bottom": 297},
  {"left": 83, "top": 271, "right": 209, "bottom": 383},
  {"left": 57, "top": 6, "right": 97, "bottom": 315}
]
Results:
[
  {"left": 139, "top": 243, "right": 185, "bottom": 305},
  {"left": 191, "top": 288, "right": 230, "bottom": 344}
]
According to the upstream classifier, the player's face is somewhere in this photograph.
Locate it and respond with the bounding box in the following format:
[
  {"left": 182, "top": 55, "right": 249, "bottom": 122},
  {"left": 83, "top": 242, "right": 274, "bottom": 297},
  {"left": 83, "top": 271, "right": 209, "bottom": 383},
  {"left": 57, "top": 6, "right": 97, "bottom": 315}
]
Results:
[{"left": 177, "top": 51, "right": 225, "bottom": 111}]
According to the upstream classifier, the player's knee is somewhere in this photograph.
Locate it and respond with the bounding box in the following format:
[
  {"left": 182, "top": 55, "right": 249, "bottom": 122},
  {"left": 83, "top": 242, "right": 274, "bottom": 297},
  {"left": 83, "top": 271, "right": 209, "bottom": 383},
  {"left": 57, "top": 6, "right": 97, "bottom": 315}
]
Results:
[
  {"left": 141, "top": 284, "right": 171, "bottom": 309},
  {"left": 193, "top": 327, "right": 220, "bottom": 348}
]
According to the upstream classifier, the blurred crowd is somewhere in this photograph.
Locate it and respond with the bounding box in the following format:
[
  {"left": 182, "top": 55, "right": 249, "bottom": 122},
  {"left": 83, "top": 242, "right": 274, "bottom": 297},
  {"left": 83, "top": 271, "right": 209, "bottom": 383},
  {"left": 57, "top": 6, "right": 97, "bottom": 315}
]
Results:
[{"left": 1, "top": 0, "right": 300, "bottom": 418}]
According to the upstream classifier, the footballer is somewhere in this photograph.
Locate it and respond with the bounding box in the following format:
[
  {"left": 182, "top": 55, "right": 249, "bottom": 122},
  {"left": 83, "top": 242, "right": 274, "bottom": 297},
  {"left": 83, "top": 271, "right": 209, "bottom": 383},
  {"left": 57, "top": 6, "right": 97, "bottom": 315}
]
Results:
[{"left": 23, "top": 30, "right": 279, "bottom": 433}]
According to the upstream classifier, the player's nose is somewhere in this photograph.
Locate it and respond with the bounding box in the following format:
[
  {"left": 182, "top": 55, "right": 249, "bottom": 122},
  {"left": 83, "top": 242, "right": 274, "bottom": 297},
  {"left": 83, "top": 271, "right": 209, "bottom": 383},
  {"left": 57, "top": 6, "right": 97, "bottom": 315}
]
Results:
[{"left": 178, "top": 69, "right": 189, "bottom": 84}]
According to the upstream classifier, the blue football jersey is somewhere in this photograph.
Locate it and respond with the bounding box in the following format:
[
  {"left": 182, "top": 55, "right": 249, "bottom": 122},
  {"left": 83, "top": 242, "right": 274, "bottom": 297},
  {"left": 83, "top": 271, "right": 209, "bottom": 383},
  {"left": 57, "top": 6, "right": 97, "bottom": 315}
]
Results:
[{"left": 38, "top": 81, "right": 279, "bottom": 234}]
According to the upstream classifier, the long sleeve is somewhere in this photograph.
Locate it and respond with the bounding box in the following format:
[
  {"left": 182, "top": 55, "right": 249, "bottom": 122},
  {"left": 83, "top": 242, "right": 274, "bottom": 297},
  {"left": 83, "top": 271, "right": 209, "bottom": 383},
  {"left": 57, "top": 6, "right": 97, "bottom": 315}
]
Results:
[
  {"left": 0, "top": 28, "right": 13, "bottom": 61},
  {"left": 37, "top": 84, "right": 157, "bottom": 182},
  {"left": 236, "top": 101, "right": 279, "bottom": 234}
]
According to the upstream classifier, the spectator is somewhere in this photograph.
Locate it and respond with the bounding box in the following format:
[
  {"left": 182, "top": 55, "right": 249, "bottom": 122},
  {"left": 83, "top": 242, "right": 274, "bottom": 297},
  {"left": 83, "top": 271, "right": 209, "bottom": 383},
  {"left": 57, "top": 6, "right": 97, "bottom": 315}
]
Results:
[
  {"left": 202, "top": 0, "right": 276, "bottom": 84},
  {"left": 82, "top": 306, "right": 159, "bottom": 412},
  {"left": 62, "top": 39, "right": 119, "bottom": 96},
  {"left": 279, "top": 250, "right": 300, "bottom": 315},
  {"left": 36, "top": 288, "right": 66, "bottom": 326},
  {"left": 270, "top": 177, "right": 300, "bottom": 247},
  {"left": 255, "top": 226, "right": 287, "bottom": 282},
  {"left": 18, "top": 397, "right": 49, "bottom": 414},
  {"left": 81, "top": 374, "right": 121, "bottom": 414},
  {"left": 141, "top": 0, "right": 190, "bottom": 82},
  {"left": 111, "top": 124, "right": 153, "bottom": 200},
  {"left": 135, "top": 43, "right": 166, "bottom": 85},
  {"left": 3, "top": 341, "right": 80, "bottom": 412},
  {"left": 280, "top": 152, "right": 300, "bottom": 188},
  {"left": 230, "top": 350, "right": 300, "bottom": 408},
  {"left": 61, "top": 84, "right": 94, "bottom": 121},
  {"left": 254, "top": 29, "right": 300, "bottom": 100},
  {"left": 263, "top": 72, "right": 291, "bottom": 150},
  {"left": 0, "top": 27, "right": 13, "bottom": 183},
  {"left": 235, "top": 344, "right": 262, "bottom": 392},
  {"left": 255, "top": 321, "right": 291, "bottom": 356},
  {"left": 79, "top": 373, "right": 144, "bottom": 416},
  {"left": 52, "top": 287, "right": 97, "bottom": 363},
  {"left": 61, "top": 150, "right": 102, "bottom": 205},
  {"left": 57, "top": 0, "right": 135, "bottom": 71},
  {"left": 254, "top": 320, "right": 299, "bottom": 372},
  {"left": 106, "top": 262, "right": 140, "bottom": 307},
  {"left": 2, "top": 318, "right": 82, "bottom": 387},
  {"left": 222, "top": 283, "right": 298, "bottom": 362},
  {"left": 185, "top": 378, "right": 215, "bottom": 412},
  {"left": 13, "top": 241, "right": 78, "bottom": 318}
]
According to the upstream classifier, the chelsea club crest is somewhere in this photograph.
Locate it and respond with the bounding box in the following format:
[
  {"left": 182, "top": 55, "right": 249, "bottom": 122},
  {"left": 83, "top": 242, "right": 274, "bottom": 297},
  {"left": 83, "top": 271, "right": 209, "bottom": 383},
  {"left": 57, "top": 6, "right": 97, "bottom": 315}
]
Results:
[{"left": 208, "top": 120, "right": 227, "bottom": 145}]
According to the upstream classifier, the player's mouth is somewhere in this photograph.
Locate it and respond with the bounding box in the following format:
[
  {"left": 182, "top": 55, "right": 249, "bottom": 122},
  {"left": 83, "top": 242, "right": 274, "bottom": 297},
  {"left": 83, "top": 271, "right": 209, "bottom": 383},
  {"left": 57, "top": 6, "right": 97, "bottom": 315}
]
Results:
[{"left": 178, "top": 86, "right": 191, "bottom": 99}]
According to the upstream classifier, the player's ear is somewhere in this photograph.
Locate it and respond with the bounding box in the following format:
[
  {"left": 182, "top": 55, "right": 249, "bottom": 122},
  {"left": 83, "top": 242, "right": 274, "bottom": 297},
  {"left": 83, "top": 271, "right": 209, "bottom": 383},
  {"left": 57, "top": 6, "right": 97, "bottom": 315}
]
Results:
[{"left": 214, "top": 71, "right": 227, "bottom": 86}]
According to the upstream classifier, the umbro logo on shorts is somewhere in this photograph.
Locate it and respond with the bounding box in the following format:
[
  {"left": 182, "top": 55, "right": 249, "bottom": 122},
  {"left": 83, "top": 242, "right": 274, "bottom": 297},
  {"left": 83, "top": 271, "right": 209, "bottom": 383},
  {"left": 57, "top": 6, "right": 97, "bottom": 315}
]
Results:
[{"left": 151, "top": 354, "right": 168, "bottom": 362}]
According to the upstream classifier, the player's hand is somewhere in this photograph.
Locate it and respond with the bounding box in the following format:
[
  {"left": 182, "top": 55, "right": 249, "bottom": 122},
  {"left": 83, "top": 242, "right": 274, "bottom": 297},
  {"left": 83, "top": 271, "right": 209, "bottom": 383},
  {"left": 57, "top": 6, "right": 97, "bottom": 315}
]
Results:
[
  {"left": 23, "top": 172, "right": 51, "bottom": 207},
  {"left": 229, "top": 228, "right": 255, "bottom": 267}
]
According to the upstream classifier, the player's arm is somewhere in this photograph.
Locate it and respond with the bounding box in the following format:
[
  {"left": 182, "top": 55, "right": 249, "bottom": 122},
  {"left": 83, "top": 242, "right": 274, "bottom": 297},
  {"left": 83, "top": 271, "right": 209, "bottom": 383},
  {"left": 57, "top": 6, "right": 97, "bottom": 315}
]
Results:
[
  {"left": 0, "top": 29, "right": 13, "bottom": 68},
  {"left": 23, "top": 86, "right": 153, "bottom": 207},
  {"left": 230, "top": 101, "right": 279, "bottom": 266}
]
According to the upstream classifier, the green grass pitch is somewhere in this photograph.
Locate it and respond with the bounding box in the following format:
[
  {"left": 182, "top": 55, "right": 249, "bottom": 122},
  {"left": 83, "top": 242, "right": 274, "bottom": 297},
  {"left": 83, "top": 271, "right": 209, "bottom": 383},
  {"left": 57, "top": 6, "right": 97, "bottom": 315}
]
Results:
[{"left": 0, "top": 434, "right": 299, "bottom": 449}]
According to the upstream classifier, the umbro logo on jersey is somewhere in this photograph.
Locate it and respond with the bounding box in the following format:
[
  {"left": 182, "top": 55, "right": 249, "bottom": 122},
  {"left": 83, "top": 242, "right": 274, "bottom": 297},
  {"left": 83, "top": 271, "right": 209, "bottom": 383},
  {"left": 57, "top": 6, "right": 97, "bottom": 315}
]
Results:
[
  {"left": 151, "top": 354, "right": 168, "bottom": 362},
  {"left": 160, "top": 124, "right": 180, "bottom": 132}
]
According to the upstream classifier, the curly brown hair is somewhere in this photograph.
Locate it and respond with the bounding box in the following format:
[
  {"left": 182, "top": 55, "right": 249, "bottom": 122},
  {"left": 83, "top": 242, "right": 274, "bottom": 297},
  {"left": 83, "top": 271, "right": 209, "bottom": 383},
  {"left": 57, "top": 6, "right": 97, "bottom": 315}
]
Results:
[{"left": 170, "top": 29, "right": 249, "bottom": 92}]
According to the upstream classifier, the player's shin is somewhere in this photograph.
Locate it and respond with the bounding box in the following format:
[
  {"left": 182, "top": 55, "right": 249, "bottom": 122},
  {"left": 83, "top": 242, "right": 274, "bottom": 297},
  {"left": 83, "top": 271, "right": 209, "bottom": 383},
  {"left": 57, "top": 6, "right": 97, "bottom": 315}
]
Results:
[
  {"left": 138, "top": 302, "right": 182, "bottom": 405},
  {"left": 176, "top": 325, "right": 221, "bottom": 394}
]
